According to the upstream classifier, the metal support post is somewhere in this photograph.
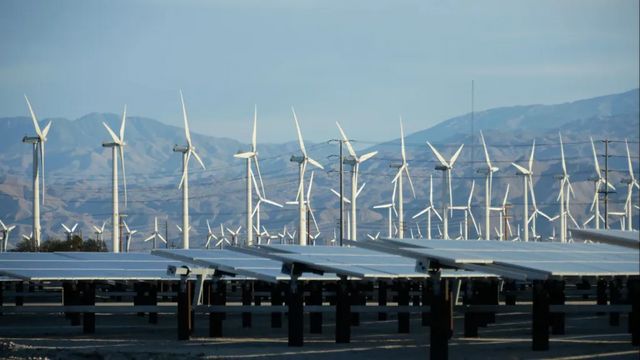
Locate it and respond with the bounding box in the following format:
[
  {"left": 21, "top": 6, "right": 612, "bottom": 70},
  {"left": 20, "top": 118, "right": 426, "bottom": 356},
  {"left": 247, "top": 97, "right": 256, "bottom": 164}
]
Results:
[
  {"left": 335, "top": 277, "right": 351, "bottom": 343},
  {"left": 532, "top": 280, "right": 550, "bottom": 351}
]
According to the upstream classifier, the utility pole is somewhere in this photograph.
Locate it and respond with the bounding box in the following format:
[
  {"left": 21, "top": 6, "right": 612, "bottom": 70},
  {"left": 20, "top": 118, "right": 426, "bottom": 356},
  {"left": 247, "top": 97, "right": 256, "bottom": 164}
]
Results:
[
  {"left": 165, "top": 219, "right": 169, "bottom": 249},
  {"left": 329, "top": 139, "right": 346, "bottom": 246},
  {"left": 601, "top": 139, "right": 613, "bottom": 229}
]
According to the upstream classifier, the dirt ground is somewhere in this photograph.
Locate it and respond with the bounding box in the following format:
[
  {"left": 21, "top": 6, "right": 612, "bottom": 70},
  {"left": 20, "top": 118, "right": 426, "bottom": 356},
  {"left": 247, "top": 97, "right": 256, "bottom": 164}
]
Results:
[{"left": 0, "top": 310, "right": 638, "bottom": 359}]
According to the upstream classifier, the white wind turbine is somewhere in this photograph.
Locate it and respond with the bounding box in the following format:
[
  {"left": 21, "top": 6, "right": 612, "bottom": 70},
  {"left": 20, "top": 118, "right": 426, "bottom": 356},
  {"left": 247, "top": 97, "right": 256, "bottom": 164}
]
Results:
[
  {"left": 173, "top": 91, "right": 206, "bottom": 249},
  {"left": 556, "top": 133, "right": 575, "bottom": 243},
  {"left": 478, "top": 132, "right": 499, "bottom": 239},
  {"left": 289, "top": 108, "right": 324, "bottom": 245},
  {"left": 92, "top": 221, "right": 107, "bottom": 243},
  {"left": 277, "top": 226, "right": 288, "bottom": 244},
  {"left": 528, "top": 181, "right": 555, "bottom": 241},
  {"left": 123, "top": 221, "right": 137, "bottom": 252},
  {"left": 0, "top": 220, "right": 16, "bottom": 252},
  {"left": 426, "top": 142, "right": 464, "bottom": 240},
  {"left": 204, "top": 220, "right": 218, "bottom": 249},
  {"left": 22, "top": 96, "right": 52, "bottom": 248},
  {"left": 511, "top": 140, "right": 535, "bottom": 242},
  {"left": 392, "top": 119, "right": 416, "bottom": 238},
  {"left": 144, "top": 217, "right": 167, "bottom": 249},
  {"left": 215, "top": 224, "right": 231, "bottom": 248},
  {"left": 226, "top": 226, "right": 242, "bottom": 246},
  {"left": 234, "top": 106, "right": 269, "bottom": 246},
  {"left": 449, "top": 181, "right": 479, "bottom": 240},
  {"left": 490, "top": 184, "right": 511, "bottom": 240},
  {"left": 584, "top": 137, "right": 615, "bottom": 229},
  {"left": 412, "top": 174, "right": 442, "bottom": 240},
  {"left": 102, "top": 106, "right": 128, "bottom": 253},
  {"left": 61, "top": 223, "right": 78, "bottom": 242},
  {"left": 621, "top": 140, "right": 639, "bottom": 230},
  {"left": 336, "top": 122, "right": 378, "bottom": 240},
  {"left": 250, "top": 169, "right": 282, "bottom": 242}
]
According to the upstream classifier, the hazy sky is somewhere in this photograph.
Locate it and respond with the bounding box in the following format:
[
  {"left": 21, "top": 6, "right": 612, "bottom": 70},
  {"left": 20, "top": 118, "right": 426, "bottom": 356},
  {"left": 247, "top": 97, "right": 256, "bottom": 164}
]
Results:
[{"left": 0, "top": 0, "right": 638, "bottom": 143}]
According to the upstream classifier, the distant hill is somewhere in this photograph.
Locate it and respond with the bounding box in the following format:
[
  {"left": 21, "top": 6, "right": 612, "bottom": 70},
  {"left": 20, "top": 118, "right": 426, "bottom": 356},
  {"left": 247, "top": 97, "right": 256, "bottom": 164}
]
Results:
[{"left": 0, "top": 89, "right": 638, "bottom": 249}]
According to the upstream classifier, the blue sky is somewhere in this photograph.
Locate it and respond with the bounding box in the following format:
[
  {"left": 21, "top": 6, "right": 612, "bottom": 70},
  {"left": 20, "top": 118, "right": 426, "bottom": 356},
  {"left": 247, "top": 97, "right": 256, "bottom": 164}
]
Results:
[{"left": 0, "top": 0, "right": 638, "bottom": 142}]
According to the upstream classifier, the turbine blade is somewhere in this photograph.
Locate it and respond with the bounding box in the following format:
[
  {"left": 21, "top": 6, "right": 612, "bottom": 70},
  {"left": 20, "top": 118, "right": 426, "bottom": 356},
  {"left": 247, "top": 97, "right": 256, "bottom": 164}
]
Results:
[
  {"left": 119, "top": 105, "right": 127, "bottom": 142},
  {"left": 590, "top": 137, "right": 601, "bottom": 177},
  {"left": 625, "top": 139, "right": 635, "bottom": 181},
  {"left": 336, "top": 122, "right": 357, "bottom": 158},
  {"left": 178, "top": 151, "right": 191, "bottom": 189},
  {"left": 559, "top": 132, "right": 567, "bottom": 175},
  {"left": 358, "top": 151, "right": 377, "bottom": 163},
  {"left": 405, "top": 166, "right": 416, "bottom": 198},
  {"left": 252, "top": 105, "right": 258, "bottom": 151},
  {"left": 120, "top": 146, "right": 127, "bottom": 207},
  {"left": 511, "top": 163, "right": 529, "bottom": 175},
  {"left": 180, "top": 90, "right": 192, "bottom": 146},
  {"left": 528, "top": 140, "right": 536, "bottom": 172},
  {"left": 449, "top": 144, "right": 464, "bottom": 167},
  {"left": 307, "top": 157, "right": 324, "bottom": 170},
  {"left": 427, "top": 142, "right": 449, "bottom": 168},
  {"left": 62, "top": 224, "right": 71, "bottom": 233},
  {"left": 103, "top": 122, "right": 120, "bottom": 143},
  {"left": 191, "top": 149, "right": 206, "bottom": 169},
  {"left": 399, "top": 118, "right": 406, "bottom": 162},
  {"left": 292, "top": 107, "right": 306, "bottom": 156},
  {"left": 413, "top": 207, "right": 430, "bottom": 219},
  {"left": 306, "top": 171, "right": 315, "bottom": 202},
  {"left": 207, "top": 219, "right": 212, "bottom": 233},
  {"left": 356, "top": 182, "right": 366, "bottom": 198},
  {"left": 234, "top": 151, "right": 255, "bottom": 159},
  {"left": 41, "top": 121, "right": 52, "bottom": 139},
  {"left": 480, "top": 131, "right": 492, "bottom": 168},
  {"left": 24, "top": 95, "right": 42, "bottom": 137},
  {"left": 253, "top": 156, "right": 266, "bottom": 196}
]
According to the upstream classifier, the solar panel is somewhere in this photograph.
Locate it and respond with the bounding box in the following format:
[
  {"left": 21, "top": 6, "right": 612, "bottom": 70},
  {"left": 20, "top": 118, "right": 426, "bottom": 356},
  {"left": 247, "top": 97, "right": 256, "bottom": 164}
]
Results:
[{"left": 0, "top": 251, "right": 187, "bottom": 281}]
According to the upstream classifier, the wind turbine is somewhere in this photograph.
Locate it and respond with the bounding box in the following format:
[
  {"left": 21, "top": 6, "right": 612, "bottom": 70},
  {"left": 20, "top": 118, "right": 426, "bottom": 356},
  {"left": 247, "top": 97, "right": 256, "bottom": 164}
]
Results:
[
  {"left": 215, "top": 224, "right": 231, "bottom": 248},
  {"left": 426, "top": 141, "right": 464, "bottom": 240},
  {"left": 412, "top": 174, "right": 442, "bottom": 240},
  {"left": 250, "top": 169, "right": 282, "bottom": 243},
  {"left": 21, "top": 96, "right": 52, "bottom": 248},
  {"left": 511, "top": 140, "right": 535, "bottom": 242},
  {"left": 234, "top": 106, "right": 269, "bottom": 246},
  {"left": 61, "top": 223, "right": 78, "bottom": 242},
  {"left": 92, "top": 221, "right": 107, "bottom": 243},
  {"left": 528, "top": 182, "right": 555, "bottom": 242},
  {"left": 490, "top": 184, "right": 511, "bottom": 240},
  {"left": 123, "top": 221, "right": 137, "bottom": 252},
  {"left": 203, "top": 220, "right": 218, "bottom": 249},
  {"left": 173, "top": 91, "right": 206, "bottom": 249},
  {"left": 277, "top": 226, "right": 288, "bottom": 245},
  {"left": 102, "top": 106, "right": 127, "bottom": 253},
  {"left": 392, "top": 119, "right": 416, "bottom": 238},
  {"left": 556, "top": 133, "right": 575, "bottom": 243},
  {"left": 336, "top": 122, "right": 377, "bottom": 240},
  {"left": 621, "top": 140, "right": 639, "bottom": 230},
  {"left": 449, "top": 181, "right": 479, "bottom": 240},
  {"left": 0, "top": 220, "right": 16, "bottom": 252},
  {"left": 478, "top": 132, "right": 499, "bottom": 239},
  {"left": 226, "top": 226, "right": 242, "bottom": 246},
  {"left": 289, "top": 108, "right": 324, "bottom": 245},
  {"left": 144, "top": 217, "right": 167, "bottom": 249}
]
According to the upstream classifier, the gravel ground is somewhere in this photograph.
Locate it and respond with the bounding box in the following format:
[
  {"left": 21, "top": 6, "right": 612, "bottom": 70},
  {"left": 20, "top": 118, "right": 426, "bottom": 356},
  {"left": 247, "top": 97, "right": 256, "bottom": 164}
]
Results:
[{"left": 0, "top": 310, "right": 638, "bottom": 359}]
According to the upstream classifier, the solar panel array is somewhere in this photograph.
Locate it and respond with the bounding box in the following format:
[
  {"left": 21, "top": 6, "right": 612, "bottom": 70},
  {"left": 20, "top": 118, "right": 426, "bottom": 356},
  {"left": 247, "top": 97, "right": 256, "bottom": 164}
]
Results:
[{"left": 378, "top": 238, "right": 640, "bottom": 279}]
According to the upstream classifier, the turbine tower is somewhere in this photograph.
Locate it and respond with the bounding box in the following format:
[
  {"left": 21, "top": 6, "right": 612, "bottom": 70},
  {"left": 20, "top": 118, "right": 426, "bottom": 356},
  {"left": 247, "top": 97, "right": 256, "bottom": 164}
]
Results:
[
  {"left": 622, "top": 140, "right": 639, "bottom": 230},
  {"left": 173, "top": 91, "right": 206, "bottom": 249},
  {"left": 412, "top": 174, "right": 442, "bottom": 240},
  {"left": 511, "top": 140, "right": 535, "bottom": 242},
  {"left": 102, "top": 106, "right": 128, "bottom": 253},
  {"left": 556, "top": 133, "right": 575, "bottom": 242},
  {"left": 21, "top": 96, "right": 52, "bottom": 248},
  {"left": 392, "top": 119, "right": 416, "bottom": 238},
  {"left": 478, "top": 132, "right": 498, "bottom": 239},
  {"left": 234, "top": 106, "right": 269, "bottom": 246},
  {"left": 426, "top": 142, "right": 464, "bottom": 240},
  {"left": 336, "top": 122, "right": 377, "bottom": 240},
  {"left": 289, "top": 108, "right": 324, "bottom": 245}
]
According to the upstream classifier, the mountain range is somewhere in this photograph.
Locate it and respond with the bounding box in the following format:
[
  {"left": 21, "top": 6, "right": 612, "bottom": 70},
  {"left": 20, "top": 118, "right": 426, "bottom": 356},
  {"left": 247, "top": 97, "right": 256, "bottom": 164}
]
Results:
[{"left": 0, "top": 88, "right": 638, "bottom": 249}]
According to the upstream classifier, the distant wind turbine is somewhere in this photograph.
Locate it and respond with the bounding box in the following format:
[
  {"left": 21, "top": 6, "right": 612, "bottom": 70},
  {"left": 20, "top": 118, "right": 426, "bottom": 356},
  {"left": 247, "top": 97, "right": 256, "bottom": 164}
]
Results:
[{"left": 427, "top": 141, "right": 464, "bottom": 240}]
